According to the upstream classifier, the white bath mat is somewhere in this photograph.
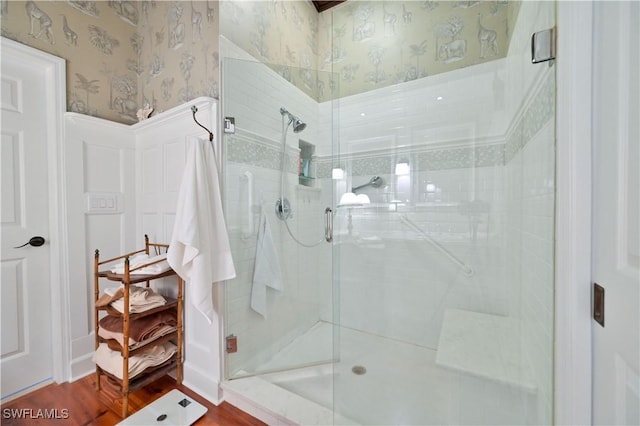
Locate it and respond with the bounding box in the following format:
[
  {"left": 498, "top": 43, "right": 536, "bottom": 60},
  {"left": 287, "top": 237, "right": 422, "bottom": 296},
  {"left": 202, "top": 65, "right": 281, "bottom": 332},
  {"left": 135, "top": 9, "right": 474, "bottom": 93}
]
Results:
[{"left": 117, "top": 389, "right": 207, "bottom": 425}]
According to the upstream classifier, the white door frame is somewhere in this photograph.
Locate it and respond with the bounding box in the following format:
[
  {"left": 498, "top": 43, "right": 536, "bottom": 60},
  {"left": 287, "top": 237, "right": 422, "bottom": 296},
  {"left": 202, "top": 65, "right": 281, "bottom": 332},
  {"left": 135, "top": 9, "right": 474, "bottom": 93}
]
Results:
[
  {"left": 1, "top": 37, "right": 70, "bottom": 385},
  {"left": 555, "top": 3, "right": 593, "bottom": 425}
]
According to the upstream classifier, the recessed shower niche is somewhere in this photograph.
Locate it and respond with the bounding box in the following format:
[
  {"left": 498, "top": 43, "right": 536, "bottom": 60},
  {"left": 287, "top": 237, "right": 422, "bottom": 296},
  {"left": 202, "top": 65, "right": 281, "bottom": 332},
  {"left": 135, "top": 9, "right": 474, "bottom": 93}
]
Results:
[{"left": 298, "top": 140, "right": 315, "bottom": 187}]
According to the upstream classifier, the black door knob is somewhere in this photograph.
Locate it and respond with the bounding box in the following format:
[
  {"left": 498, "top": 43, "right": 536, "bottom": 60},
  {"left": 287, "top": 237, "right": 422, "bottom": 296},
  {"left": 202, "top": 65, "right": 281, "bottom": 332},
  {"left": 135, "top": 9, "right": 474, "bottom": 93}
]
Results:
[{"left": 13, "top": 236, "right": 46, "bottom": 248}]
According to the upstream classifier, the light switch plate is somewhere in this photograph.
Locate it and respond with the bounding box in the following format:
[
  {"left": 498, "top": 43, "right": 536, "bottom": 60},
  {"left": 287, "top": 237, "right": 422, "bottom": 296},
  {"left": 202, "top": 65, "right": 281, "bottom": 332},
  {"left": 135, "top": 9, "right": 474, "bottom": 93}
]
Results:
[{"left": 85, "top": 192, "right": 122, "bottom": 214}]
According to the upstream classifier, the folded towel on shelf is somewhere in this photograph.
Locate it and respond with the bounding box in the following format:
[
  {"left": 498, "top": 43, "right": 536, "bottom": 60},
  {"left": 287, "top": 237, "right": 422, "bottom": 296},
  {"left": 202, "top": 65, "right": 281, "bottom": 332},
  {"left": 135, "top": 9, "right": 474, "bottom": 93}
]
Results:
[
  {"left": 110, "top": 286, "right": 166, "bottom": 313},
  {"left": 110, "top": 254, "right": 171, "bottom": 275},
  {"left": 250, "top": 204, "right": 284, "bottom": 317},
  {"left": 167, "top": 136, "right": 236, "bottom": 324},
  {"left": 95, "top": 285, "right": 167, "bottom": 313},
  {"left": 92, "top": 342, "right": 177, "bottom": 380},
  {"left": 99, "top": 325, "right": 176, "bottom": 351},
  {"left": 98, "top": 310, "right": 177, "bottom": 347},
  {"left": 95, "top": 287, "right": 126, "bottom": 308}
]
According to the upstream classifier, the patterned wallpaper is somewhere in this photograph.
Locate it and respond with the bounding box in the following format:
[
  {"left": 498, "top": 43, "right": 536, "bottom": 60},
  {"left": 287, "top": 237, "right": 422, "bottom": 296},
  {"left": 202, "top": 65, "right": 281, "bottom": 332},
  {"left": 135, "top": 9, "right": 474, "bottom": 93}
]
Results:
[
  {"left": 219, "top": 0, "right": 321, "bottom": 100},
  {"left": 1, "top": 1, "right": 140, "bottom": 123},
  {"left": 1, "top": 0, "right": 221, "bottom": 124},
  {"left": 137, "top": 1, "right": 220, "bottom": 116},
  {"left": 220, "top": 1, "right": 518, "bottom": 102},
  {"left": 319, "top": 1, "right": 518, "bottom": 100},
  {"left": 2, "top": 1, "right": 519, "bottom": 122},
  {"left": 323, "top": 1, "right": 518, "bottom": 100}
]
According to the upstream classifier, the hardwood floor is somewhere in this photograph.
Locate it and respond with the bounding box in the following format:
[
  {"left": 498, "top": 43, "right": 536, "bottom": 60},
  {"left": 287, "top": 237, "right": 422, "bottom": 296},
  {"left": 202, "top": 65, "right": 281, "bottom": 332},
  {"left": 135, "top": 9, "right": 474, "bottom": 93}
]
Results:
[{"left": 1, "top": 374, "right": 265, "bottom": 425}]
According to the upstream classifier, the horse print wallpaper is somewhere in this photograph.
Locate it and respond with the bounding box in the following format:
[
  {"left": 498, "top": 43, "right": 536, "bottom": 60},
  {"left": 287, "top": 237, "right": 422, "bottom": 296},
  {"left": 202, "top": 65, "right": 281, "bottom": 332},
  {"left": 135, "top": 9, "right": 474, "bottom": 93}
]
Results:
[
  {"left": 1, "top": 1, "right": 518, "bottom": 123},
  {"left": 2, "top": 1, "right": 141, "bottom": 123},
  {"left": 1, "top": 0, "right": 220, "bottom": 124},
  {"left": 318, "top": 0, "right": 517, "bottom": 100}
]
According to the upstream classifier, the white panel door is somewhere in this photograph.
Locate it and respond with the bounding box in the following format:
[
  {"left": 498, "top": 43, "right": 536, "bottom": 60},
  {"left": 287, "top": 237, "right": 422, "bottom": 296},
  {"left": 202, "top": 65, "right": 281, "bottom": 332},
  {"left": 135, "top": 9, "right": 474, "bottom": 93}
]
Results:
[
  {"left": 1, "top": 46, "right": 54, "bottom": 399},
  {"left": 592, "top": 2, "right": 640, "bottom": 424}
]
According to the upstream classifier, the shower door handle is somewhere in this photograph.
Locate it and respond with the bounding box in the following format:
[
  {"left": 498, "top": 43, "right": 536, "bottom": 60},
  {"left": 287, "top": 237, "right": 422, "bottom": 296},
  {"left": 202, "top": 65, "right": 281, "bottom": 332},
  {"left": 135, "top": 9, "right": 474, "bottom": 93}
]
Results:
[{"left": 324, "top": 207, "right": 333, "bottom": 243}]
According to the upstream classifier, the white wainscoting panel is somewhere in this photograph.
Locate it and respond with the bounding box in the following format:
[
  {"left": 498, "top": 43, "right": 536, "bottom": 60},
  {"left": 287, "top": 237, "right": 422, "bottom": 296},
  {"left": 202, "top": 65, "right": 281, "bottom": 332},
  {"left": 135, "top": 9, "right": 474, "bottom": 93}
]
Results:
[
  {"left": 133, "top": 97, "right": 225, "bottom": 403},
  {"left": 64, "top": 99, "right": 226, "bottom": 402},
  {"left": 64, "top": 112, "right": 136, "bottom": 380}
]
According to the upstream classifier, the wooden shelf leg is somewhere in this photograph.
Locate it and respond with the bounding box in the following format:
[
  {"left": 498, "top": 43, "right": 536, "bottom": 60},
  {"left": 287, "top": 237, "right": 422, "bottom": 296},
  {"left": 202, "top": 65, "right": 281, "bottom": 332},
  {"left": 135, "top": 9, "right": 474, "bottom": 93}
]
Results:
[
  {"left": 122, "top": 394, "right": 128, "bottom": 418},
  {"left": 94, "top": 250, "right": 101, "bottom": 392},
  {"left": 177, "top": 277, "right": 184, "bottom": 384}
]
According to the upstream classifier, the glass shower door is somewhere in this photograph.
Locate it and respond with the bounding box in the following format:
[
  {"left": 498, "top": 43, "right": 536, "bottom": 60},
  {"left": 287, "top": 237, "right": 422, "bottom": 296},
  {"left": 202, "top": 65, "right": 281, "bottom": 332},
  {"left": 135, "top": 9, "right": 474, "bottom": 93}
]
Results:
[
  {"left": 330, "top": 1, "right": 556, "bottom": 425},
  {"left": 221, "top": 58, "right": 338, "bottom": 380}
]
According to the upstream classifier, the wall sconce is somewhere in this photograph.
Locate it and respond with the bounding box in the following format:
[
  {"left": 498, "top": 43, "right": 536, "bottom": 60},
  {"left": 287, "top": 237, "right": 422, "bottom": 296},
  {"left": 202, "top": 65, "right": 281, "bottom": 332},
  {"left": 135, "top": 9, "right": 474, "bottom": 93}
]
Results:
[
  {"left": 332, "top": 168, "right": 344, "bottom": 180},
  {"left": 395, "top": 161, "right": 410, "bottom": 175}
]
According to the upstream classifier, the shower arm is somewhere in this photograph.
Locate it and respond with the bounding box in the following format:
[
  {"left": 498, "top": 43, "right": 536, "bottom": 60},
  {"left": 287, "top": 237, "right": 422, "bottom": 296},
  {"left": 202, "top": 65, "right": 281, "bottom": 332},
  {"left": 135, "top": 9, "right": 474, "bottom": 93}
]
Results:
[
  {"left": 352, "top": 176, "right": 383, "bottom": 193},
  {"left": 351, "top": 182, "right": 371, "bottom": 193}
]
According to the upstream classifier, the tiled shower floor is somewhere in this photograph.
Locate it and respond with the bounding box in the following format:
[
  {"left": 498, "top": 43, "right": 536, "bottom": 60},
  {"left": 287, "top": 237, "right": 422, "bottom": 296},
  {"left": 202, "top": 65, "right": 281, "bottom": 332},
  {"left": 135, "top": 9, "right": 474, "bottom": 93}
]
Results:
[{"left": 225, "top": 321, "right": 538, "bottom": 425}]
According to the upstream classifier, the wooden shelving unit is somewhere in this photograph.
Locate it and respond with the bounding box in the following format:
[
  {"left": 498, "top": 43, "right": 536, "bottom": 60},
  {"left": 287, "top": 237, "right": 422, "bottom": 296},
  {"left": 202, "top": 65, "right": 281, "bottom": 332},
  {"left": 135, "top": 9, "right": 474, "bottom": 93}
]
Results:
[{"left": 93, "top": 235, "right": 183, "bottom": 418}]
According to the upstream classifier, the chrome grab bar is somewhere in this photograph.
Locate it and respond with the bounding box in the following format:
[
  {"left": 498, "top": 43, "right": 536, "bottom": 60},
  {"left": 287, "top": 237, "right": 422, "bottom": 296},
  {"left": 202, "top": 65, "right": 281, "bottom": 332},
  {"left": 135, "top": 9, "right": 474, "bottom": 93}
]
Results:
[
  {"left": 325, "top": 207, "right": 333, "bottom": 242},
  {"left": 400, "top": 214, "right": 474, "bottom": 277}
]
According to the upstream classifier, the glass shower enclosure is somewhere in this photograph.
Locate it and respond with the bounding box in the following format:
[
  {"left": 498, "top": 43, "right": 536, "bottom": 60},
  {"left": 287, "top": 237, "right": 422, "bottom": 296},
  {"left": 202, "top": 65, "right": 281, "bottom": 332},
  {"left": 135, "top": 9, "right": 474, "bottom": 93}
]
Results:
[
  {"left": 222, "top": 58, "right": 338, "bottom": 381},
  {"left": 221, "top": 1, "right": 556, "bottom": 424}
]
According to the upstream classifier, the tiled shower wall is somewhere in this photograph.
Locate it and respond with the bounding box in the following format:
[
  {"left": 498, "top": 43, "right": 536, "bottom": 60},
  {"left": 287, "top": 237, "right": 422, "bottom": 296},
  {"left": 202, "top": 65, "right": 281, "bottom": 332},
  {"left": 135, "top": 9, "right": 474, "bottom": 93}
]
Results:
[
  {"left": 332, "top": 163, "right": 508, "bottom": 350},
  {"left": 221, "top": 49, "right": 516, "bottom": 374},
  {"left": 221, "top": 53, "right": 551, "bottom": 351},
  {"left": 316, "top": 57, "right": 512, "bottom": 350}
]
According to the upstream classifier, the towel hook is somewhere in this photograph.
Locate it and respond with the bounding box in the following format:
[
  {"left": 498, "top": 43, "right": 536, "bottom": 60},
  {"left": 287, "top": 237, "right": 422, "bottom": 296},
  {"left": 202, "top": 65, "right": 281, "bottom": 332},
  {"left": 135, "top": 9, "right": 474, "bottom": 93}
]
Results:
[{"left": 191, "top": 105, "right": 214, "bottom": 142}]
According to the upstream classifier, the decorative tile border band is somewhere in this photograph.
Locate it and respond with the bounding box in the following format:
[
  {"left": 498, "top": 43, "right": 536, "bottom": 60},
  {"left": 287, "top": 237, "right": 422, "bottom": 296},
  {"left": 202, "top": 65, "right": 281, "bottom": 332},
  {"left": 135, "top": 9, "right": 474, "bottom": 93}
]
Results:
[
  {"left": 228, "top": 131, "right": 505, "bottom": 179},
  {"left": 225, "top": 129, "right": 299, "bottom": 174},
  {"left": 314, "top": 142, "right": 505, "bottom": 178},
  {"left": 505, "top": 69, "right": 556, "bottom": 163}
]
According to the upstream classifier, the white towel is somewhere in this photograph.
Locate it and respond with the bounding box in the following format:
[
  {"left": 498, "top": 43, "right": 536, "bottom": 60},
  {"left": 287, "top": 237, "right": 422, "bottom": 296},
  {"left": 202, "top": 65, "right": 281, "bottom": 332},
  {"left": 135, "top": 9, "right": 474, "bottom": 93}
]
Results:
[
  {"left": 167, "top": 136, "right": 236, "bottom": 324},
  {"left": 110, "top": 254, "right": 171, "bottom": 275},
  {"left": 250, "top": 204, "right": 284, "bottom": 317},
  {"left": 131, "top": 259, "right": 171, "bottom": 275},
  {"left": 92, "top": 342, "right": 177, "bottom": 380},
  {"left": 109, "top": 286, "right": 167, "bottom": 314}
]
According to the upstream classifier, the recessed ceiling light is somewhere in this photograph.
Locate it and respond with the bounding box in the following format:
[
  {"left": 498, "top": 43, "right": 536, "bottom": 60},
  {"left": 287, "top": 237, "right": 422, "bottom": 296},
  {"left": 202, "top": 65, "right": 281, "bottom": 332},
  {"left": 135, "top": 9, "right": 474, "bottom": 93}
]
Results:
[
  {"left": 436, "top": 96, "right": 443, "bottom": 101},
  {"left": 360, "top": 112, "right": 366, "bottom": 116}
]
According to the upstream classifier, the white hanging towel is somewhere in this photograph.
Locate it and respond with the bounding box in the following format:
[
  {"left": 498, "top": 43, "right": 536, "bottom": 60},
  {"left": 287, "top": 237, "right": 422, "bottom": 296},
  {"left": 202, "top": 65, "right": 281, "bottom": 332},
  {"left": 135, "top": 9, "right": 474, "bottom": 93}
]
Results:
[
  {"left": 167, "top": 136, "right": 236, "bottom": 324},
  {"left": 251, "top": 204, "right": 284, "bottom": 317}
]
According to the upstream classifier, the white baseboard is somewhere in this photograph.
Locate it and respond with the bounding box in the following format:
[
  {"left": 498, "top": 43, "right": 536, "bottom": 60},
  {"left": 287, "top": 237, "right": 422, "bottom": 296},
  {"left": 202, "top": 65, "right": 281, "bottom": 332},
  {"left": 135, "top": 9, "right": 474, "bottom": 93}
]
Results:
[
  {"left": 70, "top": 352, "right": 95, "bottom": 382},
  {"left": 182, "top": 361, "right": 223, "bottom": 405}
]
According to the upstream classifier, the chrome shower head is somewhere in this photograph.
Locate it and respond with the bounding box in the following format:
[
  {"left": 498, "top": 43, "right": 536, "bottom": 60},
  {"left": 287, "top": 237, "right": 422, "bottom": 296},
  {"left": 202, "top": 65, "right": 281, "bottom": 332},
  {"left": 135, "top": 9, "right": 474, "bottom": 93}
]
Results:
[
  {"left": 280, "top": 107, "right": 307, "bottom": 133},
  {"left": 291, "top": 117, "right": 306, "bottom": 133}
]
